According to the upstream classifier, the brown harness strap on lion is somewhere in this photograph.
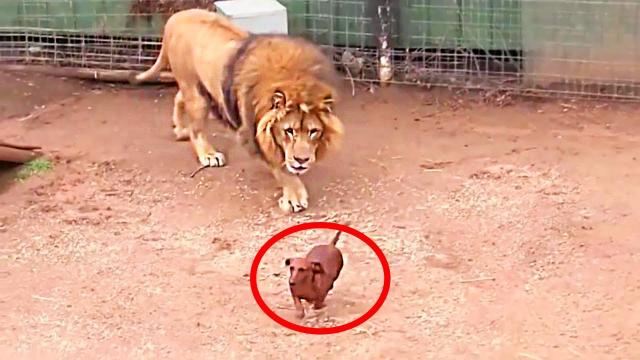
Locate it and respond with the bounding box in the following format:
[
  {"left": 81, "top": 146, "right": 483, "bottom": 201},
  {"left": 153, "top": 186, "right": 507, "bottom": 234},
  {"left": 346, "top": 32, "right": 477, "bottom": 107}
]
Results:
[{"left": 130, "top": 9, "right": 344, "bottom": 213}]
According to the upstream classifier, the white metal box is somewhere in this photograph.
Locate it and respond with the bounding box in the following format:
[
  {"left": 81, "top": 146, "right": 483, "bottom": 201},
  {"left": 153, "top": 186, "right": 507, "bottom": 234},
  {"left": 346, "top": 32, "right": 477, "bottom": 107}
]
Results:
[{"left": 214, "top": 0, "right": 288, "bottom": 35}]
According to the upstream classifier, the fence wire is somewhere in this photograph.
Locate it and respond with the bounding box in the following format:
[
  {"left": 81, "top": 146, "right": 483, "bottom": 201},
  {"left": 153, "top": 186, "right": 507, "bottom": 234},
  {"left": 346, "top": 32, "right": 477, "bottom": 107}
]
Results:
[{"left": 1, "top": 0, "right": 639, "bottom": 100}]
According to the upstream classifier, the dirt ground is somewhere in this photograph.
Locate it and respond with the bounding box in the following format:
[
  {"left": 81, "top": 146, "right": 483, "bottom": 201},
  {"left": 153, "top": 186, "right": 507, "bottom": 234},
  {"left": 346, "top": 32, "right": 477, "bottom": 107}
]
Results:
[{"left": 0, "top": 70, "right": 639, "bottom": 360}]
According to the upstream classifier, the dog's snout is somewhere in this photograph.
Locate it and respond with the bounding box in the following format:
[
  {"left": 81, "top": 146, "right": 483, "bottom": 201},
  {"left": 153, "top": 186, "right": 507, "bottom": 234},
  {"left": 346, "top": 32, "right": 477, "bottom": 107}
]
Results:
[{"left": 293, "top": 156, "right": 309, "bottom": 165}]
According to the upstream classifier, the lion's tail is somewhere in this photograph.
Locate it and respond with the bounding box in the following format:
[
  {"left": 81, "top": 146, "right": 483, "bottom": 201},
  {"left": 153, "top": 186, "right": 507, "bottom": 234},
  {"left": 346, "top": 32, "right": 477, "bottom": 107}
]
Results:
[{"left": 129, "top": 41, "right": 168, "bottom": 85}]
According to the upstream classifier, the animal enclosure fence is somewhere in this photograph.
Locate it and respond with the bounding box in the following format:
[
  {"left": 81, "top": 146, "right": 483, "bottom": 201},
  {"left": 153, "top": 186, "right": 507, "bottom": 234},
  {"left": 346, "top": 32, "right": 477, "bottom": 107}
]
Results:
[{"left": 1, "top": 0, "right": 640, "bottom": 101}]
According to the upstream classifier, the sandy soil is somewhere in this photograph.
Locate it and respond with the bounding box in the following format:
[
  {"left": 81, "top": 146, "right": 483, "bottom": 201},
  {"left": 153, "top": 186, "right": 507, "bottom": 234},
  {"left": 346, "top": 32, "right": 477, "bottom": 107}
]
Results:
[{"left": 0, "top": 70, "right": 639, "bottom": 360}]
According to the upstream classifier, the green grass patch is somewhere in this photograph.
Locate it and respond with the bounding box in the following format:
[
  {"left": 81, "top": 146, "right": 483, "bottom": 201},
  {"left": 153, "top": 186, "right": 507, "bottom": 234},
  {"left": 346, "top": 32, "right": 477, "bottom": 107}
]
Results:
[{"left": 15, "top": 157, "right": 53, "bottom": 182}]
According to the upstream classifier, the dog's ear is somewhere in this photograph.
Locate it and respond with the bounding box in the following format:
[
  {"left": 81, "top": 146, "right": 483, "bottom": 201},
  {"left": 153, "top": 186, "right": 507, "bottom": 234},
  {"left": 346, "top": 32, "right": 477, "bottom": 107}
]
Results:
[
  {"left": 285, "top": 258, "right": 292, "bottom": 266},
  {"left": 311, "top": 262, "right": 324, "bottom": 273}
]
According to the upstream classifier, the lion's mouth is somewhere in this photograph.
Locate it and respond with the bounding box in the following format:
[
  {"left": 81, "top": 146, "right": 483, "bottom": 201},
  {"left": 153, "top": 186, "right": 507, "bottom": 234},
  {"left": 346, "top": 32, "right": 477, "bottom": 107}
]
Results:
[{"left": 286, "top": 163, "right": 309, "bottom": 175}]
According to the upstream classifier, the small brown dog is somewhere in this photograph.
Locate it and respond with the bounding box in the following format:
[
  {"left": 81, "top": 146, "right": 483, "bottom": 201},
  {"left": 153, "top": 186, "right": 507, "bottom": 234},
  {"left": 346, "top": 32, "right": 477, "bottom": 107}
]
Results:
[{"left": 285, "top": 230, "right": 344, "bottom": 319}]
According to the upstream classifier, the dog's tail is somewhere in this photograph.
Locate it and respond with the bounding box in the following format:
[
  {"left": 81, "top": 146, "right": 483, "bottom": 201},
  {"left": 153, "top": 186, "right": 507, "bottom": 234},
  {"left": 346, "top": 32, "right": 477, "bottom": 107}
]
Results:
[
  {"left": 330, "top": 230, "right": 342, "bottom": 246},
  {"left": 129, "top": 41, "right": 168, "bottom": 85}
]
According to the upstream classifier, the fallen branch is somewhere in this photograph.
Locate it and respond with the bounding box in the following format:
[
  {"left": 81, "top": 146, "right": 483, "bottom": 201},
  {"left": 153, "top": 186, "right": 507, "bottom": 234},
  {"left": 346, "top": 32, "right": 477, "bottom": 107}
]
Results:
[
  {"left": 0, "top": 144, "right": 43, "bottom": 164},
  {"left": 0, "top": 141, "right": 41, "bottom": 151},
  {"left": 0, "top": 64, "right": 175, "bottom": 84}
]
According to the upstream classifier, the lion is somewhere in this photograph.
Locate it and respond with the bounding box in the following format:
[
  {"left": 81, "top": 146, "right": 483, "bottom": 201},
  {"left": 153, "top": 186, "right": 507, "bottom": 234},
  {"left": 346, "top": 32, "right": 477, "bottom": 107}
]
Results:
[{"left": 130, "top": 9, "right": 344, "bottom": 213}]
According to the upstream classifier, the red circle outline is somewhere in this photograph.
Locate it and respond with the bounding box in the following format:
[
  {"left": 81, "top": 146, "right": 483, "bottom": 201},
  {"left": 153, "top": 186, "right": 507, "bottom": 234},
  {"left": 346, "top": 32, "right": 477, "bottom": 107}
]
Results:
[{"left": 250, "top": 221, "right": 391, "bottom": 335}]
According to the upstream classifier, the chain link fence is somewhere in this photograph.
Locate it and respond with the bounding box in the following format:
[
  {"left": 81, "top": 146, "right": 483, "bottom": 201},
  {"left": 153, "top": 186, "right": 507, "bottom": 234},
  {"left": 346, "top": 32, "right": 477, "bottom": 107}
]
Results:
[{"left": 1, "top": 0, "right": 639, "bottom": 100}]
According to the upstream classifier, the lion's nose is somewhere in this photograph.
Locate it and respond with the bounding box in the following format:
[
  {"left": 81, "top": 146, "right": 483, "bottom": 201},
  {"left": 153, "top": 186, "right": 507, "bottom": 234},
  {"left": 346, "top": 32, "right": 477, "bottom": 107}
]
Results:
[{"left": 294, "top": 156, "right": 309, "bottom": 165}]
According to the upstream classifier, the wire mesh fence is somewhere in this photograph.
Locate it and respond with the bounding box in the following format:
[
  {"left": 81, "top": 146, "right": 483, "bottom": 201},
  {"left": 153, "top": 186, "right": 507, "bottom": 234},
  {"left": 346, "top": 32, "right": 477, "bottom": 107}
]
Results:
[{"left": 1, "top": 0, "right": 639, "bottom": 100}]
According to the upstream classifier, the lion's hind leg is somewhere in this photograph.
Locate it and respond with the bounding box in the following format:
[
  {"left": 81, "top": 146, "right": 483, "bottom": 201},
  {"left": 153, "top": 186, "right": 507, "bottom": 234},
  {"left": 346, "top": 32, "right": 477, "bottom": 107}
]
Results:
[
  {"left": 172, "top": 90, "right": 190, "bottom": 141},
  {"left": 183, "top": 89, "right": 226, "bottom": 167}
]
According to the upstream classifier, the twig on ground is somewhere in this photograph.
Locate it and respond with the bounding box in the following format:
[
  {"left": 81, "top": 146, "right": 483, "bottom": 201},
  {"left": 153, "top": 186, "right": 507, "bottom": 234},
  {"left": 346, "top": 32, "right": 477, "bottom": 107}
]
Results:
[
  {"left": 189, "top": 164, "right": 209, "bottom": 178},
  {"left": 560, "top": 103, "right": 578, "bottom": 110},
  {"left": 32, "top": 295, "right": 58, "bottom": 302},
  {"left": 459, "top": 276, "right": 496, "bottom": 284},
  {"left": 517, "top": 353, "right": 543, "bottom": 360},
  {"left": 5, "top": 95, "right": 80, "bottom": 123}
]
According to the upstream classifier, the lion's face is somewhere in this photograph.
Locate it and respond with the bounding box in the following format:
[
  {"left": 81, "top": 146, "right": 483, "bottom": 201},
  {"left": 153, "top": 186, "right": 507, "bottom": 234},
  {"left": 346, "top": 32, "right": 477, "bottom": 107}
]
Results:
[
  {"left": 272, "top": 110, "right": 324, "bottom": 175},
  {"left": 255, "top": 89, "right": 344, "bottom": 175}
]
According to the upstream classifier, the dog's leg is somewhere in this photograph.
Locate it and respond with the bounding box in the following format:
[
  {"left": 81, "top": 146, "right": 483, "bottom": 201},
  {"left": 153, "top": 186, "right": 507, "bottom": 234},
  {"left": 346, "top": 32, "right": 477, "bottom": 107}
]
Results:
[
  {"left": 183, "top": 90, "right": 226, "bottom": 167},
  {"left": 292, "top": 296, "right": 305, "bottom": 319},
  {"left": 313, "top": 295, "right": 327, "bottom": 310},
  {"left": 172, "top": 90, "right": 190, "bottom": 141},
  {"left": 271, "top": 167, "right": 308, "bottom": 213}
]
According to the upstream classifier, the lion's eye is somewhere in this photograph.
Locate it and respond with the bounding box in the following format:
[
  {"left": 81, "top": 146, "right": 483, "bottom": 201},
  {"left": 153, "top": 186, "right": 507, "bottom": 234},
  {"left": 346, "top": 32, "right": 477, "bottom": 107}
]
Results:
[
  {"left": 285, "top": 128, "right": 294, "bottom": 136},
  {"left": 309, "top": 129, "right": 320, "bottom": 138}
]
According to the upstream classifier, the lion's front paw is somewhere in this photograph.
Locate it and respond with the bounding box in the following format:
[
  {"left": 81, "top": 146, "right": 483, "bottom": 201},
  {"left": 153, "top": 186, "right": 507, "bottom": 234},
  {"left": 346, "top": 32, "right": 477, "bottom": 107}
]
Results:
[
  {"left": 278, "top": 186, "right": 309, "bottom": 213},
  {"left": 199, "top": 152, "right": 226, "bottom": 167}
]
